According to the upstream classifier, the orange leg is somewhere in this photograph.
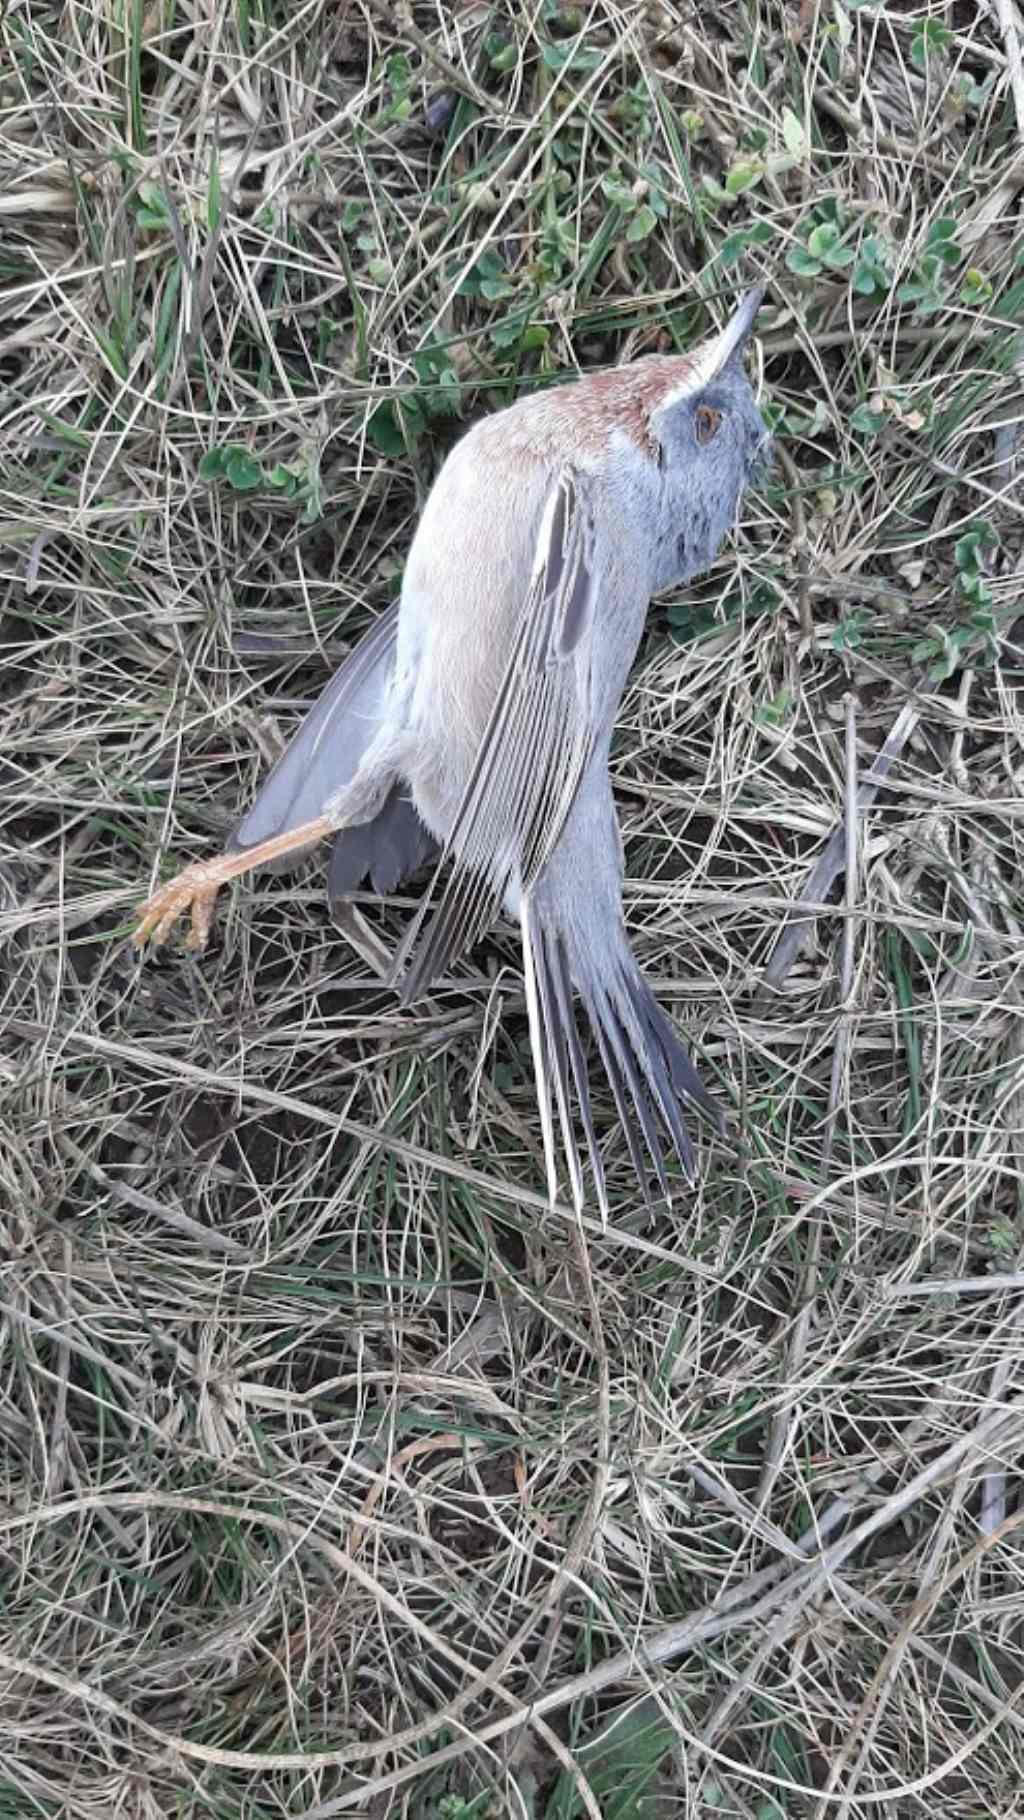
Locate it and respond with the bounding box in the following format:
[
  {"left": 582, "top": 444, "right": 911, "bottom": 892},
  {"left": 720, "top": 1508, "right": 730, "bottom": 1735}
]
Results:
[{"left": 133, "top": 814, "right": 335, "bottom": 951}]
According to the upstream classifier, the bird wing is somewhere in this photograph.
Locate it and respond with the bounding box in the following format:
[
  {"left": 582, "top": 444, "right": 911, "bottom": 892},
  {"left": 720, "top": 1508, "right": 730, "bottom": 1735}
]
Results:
[
  {"left": 229, "top": 603, "right": 400, "bottom": 860},
  {"left": 395, "top": 467, "right": 598, "bottom": 1001}
]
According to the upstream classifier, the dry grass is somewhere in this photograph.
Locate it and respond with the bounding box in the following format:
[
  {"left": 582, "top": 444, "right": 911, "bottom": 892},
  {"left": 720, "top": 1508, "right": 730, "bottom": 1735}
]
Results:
[{"left": 2, "top": 0, "right": 1024, "bottom": 1814}]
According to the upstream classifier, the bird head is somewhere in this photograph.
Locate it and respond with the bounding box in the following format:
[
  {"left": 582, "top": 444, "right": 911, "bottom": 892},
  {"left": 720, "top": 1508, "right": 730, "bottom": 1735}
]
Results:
[{"left": 646, "top": 286, "right": 771, "bottom": 582}]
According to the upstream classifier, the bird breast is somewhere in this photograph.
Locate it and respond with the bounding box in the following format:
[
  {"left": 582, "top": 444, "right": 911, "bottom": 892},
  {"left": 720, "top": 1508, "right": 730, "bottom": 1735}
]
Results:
[
  {"left": 393, "top": 419, "right": 657, "bottom": 844},
  {"left": 395, "top": 432, "right": 554, "bottom": 840}
]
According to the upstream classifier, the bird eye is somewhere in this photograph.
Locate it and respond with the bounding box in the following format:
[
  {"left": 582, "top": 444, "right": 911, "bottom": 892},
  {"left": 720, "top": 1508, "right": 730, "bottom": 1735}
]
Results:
[{"left": 695, "top": 405, "right": 722, "bottom": 446}]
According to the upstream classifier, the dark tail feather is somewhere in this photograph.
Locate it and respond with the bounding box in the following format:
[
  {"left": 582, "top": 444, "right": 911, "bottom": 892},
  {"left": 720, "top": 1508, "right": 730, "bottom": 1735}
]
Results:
[
  {"left": 226, "top": 604, "right": 438, "bottom": 906},
  {"left": 328, "top": 786, "right": 438, "bottom": 903},
  {"left": 523, "top": 892, "right": 720, "bottom": 1215}
]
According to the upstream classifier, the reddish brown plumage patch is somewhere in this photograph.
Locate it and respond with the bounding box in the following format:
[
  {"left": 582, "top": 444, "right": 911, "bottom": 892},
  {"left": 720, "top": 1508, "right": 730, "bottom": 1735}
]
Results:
[
  {"left": 566, "top": 353, "right": 702, "bottom": 458},
  {"left": 476, "top": 346, "right": 712, "bottom": 468}
]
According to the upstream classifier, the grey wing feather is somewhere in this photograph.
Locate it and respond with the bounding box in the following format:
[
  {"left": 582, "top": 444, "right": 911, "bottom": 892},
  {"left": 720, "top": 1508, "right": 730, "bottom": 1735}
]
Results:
[
  {"left": 328, "top": 787, "right": 438, "bottom": 902},
  {"left": 395, "top": 469, "right": 598, "bottom": 1002},
  {"left": 229, "top": 604, "right": 400, "bottom": 863},
  {"left": 527, "top": 916, "right": 720, "bottom": 1215},
  {"left": 519, "top": 766, "right": 722, "bottom": 1214}
]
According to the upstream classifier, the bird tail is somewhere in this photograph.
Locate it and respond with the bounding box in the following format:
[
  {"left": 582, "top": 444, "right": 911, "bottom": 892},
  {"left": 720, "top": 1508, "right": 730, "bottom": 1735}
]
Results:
[{"left": 521, "top": 866, "right": 721, "bottom": 1217}]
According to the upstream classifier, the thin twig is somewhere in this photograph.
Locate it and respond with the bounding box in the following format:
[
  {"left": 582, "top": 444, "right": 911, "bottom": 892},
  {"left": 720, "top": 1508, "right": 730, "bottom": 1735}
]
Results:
[
  {"left": 817, "top": 1510, "right": 1024, "bottom": 1820},
  {"left": 756, "top": 696, "right": 859, "bottom": 1505},
  {"left": 296, "top": 1386, "right": 1024, "bottom": 1810},
  {"left": 360, "top": 0, "right": 490, "bottom": 109},
  {"left": 774, "top": 441, "right": 813, "bottom": 640}
]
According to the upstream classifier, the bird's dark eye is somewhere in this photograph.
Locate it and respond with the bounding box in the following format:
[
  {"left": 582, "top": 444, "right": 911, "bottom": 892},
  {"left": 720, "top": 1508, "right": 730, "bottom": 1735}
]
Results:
[{"left": 695, "top": 405, "right": 722, "bottom": 446}]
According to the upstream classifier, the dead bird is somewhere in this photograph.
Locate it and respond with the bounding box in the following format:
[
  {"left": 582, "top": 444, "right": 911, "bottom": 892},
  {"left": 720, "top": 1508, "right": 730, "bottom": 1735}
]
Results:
[{"left": 134, "top": 286, "right": 769, "bottom": 1214}]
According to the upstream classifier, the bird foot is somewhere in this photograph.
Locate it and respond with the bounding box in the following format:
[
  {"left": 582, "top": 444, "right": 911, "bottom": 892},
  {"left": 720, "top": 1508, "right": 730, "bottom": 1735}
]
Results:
[
  {"left": 133, "top": 815, "right": 336, "bottom": 954},
  {"left": 133, "top": 858, "right": 227, "bottom": 951}
]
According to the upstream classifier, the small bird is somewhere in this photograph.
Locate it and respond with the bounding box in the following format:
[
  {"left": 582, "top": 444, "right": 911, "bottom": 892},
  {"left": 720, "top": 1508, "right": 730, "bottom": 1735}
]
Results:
[{"left": 135, "top": 286, "right": 768, "bottom": 1213}]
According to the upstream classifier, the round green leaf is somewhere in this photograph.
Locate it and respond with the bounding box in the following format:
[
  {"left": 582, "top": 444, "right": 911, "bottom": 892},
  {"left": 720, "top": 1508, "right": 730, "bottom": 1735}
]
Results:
[
  {"left": 626, "top": 204, "right": 658, "bottom": 242},
  {"left": 725, "top": 160, "right": 763, "bottom": 196},
  {"left": 225, "top": 450, "right": 263, "bottom": 491},
  {"left": 850, "top": 403, "right": 887, "bottom": 435},
  {"left": 807, "top": 221, "right": 841, "bottom": 259},
  {"left": 365, "top": 403, "right": 408, "bottom": 457},
  {"left": 267, "top": 463, "right": 301, "bottom": 495},
  {"left": 786, "top": 247, "right": 823, "bottom": 277}
]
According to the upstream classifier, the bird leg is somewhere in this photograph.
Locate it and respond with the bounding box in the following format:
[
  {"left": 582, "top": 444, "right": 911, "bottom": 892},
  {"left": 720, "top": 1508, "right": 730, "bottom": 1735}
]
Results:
[
  {"left": 134, "top": 753, "right": 406, "bottom": 952},
  {"left": 133, "top": 813, "right": 336, "bottom": 950}
]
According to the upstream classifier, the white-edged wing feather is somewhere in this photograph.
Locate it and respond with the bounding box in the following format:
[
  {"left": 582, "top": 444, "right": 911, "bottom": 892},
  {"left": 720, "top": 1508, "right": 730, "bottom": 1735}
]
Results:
[{"left": 396, "top": 468, "right": 598, "bottom": 1001}]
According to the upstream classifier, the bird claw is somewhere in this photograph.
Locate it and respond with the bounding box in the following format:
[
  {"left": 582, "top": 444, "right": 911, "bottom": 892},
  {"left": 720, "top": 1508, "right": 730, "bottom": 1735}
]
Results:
[{"left": 133, "top": 859, "right": 225, "bottom": 951}]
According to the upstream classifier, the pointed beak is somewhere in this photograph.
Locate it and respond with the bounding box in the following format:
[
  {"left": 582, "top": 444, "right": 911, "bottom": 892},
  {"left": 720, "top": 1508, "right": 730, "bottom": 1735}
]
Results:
[{"left": 690, "top": 285, "right": 764, "bottom": 387}]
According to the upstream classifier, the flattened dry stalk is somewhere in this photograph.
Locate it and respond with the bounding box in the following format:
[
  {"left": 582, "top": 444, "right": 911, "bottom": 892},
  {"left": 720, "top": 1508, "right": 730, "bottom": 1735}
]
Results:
[
  {"left": 762, "top": 697, "right": 919, "bottom": 992},
  {"left": 995, "top": 0, "right": 1024, "bottom": 148}
]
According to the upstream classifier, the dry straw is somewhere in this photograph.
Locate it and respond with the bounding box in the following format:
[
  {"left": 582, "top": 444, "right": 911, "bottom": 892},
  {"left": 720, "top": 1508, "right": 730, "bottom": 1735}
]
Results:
[{"left": 2, "top": 1, "right": 1023, "bottom": 1815}]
